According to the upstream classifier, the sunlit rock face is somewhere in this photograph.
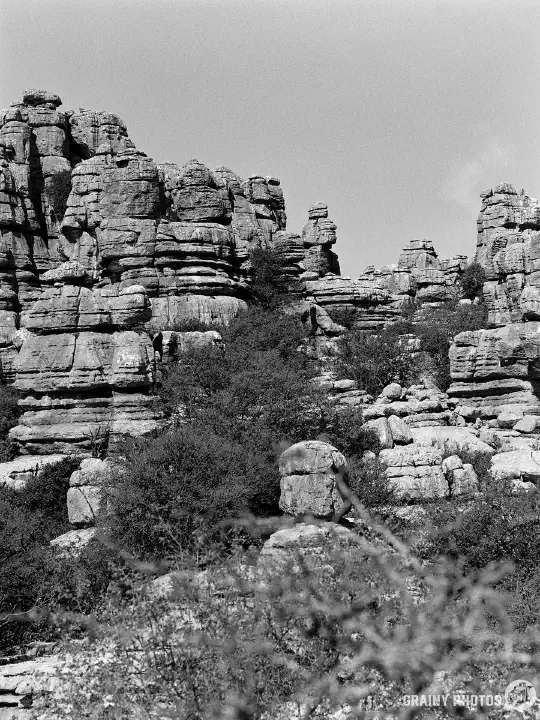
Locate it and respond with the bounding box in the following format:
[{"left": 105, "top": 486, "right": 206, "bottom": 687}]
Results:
[
  {"left": 9, "top": 267, "right": 159, "bottom": 455},
  {"left": 304, "top": 235, "right": 467, "bottom": 331},
  {"left": 448, "top": 322, "right": 540, "bottom": 421},
  {"left": 475, "top": 183, "right": 540, "bottom": 326}
]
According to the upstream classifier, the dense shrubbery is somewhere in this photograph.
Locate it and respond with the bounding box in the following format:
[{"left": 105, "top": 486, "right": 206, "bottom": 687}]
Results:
[
  {"left": 0, "top": 457, "right": 114, "bottom": 655},
  {"left": 334, "top": 299, "right": 489, "bottom": 393},
  {"left": 425, "top": 485, "right": 540, "bottom": 573},
  {"left": 109, "top": 306, "right": 328, "bottom": 558},
  {"left": 249, "top": 246, "right": 290, "bottom": 308},
  {"left": 335, "top": 322, "right": 418, "bottom": 396},
  {"left": 0, "top": 383, "right": 20, "bottom": 461}
]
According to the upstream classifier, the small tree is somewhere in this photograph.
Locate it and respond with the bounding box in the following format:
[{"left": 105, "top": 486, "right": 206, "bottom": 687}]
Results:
[
  {"left": 461, "top": 260, "right": 486, "bottom": 300},
  {"left": 46, "top": 168, "right": 72, "bottom": 223}
]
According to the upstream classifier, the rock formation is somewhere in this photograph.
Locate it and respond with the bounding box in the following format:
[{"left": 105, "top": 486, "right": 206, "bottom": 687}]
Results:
[
  {"left": 305, "top": 239, "right": 468, "bottom": 330},
  {"left": 278, "top": 440, "right": 347, "bottom": 518},
  {"left": 8, "top": 262, "right": 159, "bottom": 455},
  {"left": 475, "top": 183, "right": 540, "bottom": 327}
]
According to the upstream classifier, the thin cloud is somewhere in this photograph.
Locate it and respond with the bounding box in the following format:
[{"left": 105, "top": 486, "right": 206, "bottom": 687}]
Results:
[{"left": 441, "top": 142, "right": 513, "bottom": 217}]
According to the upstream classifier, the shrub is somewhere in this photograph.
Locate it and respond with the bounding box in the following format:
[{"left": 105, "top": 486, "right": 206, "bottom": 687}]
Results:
[
  {"left": 414, "top": 301, "right": 489, "bottom": 390},
  {"left": 249, "top": 246, "right": 288, "bottom": 309},
  {"left": 423, "top": 484, "right": 540, "bottom": 573},
  {"left": 347, "top": 455, "right": 398, "bottom": 508},
  {"left": 35, "top": 514, "right": 537, "bottom": 720},
  {"left": 111, "top": 305, "right": 330, "bottom": 559},
  {"left": 461, "top": 260, "right": 487, "bottom": 300},
  {"left": 336, "top": 324, "right": 418, "bottom": 396},
  {"left": 0, "top": 383, "right": 20, "bottom": 461},
  {"left": 0, "top": 457, "right": 111, "bottom": 655},
  {"left": 46, "top": 168, "right": 72, "bottom": 222},
  {"left": 106, "top": 425, "right": 282, "bottom": 559}
]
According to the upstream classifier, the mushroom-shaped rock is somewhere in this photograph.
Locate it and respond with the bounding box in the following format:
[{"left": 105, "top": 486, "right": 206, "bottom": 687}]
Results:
[{"left": 279, "top": 440, "right": 347, "bottom": 518}]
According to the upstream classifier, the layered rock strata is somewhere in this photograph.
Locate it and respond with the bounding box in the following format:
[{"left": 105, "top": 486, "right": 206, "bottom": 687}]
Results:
[
  {"left": 448, "top": 323, "right": 540, "bottom": 423},
  {"left": 306, "top": 239, "right": 468, "bottom": 330},
  {"left": 8, "top": 263, "right": 160, "bottom": 455},
  {"left": 475, "top": 183, "right": 540, "bottom": 326},
  {"left": 278, "top": 440, "right": 347, "bottom": 518}
]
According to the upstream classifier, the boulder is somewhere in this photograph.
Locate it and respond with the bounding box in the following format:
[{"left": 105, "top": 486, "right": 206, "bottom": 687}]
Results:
[
  {"left": 388, "top": 415, "right": 412, "bottom": 444},
  {"left": 50, "top": 528, "right": 97, "bottom": 557},
  {"left": 360, "top": 417, "right": 393, "bottom": 451},
  {"left": 258, "top": 522, "right": 358, "bottom": 572},
  {"left": 514, "top": 415, "right": 539, "bottom": 434},
  {"left": 410, "top": 426, "right": 494, "bottom": 467},
  {"left": 279, "top": 441, "right": 347, "bottom": 518},
  {"left": 0, "top": 454, "right": 66, "bottom": 490},
  {"left": 381, "top": 382, "right": 402, "bottom": 401},
  {"left": 67, "top": 458, "right": 113, "bottom": 525},
  {"left": 491, "top": 450, "right": 540, "bottom": 484},
  {"left": 379, "top": 444, "right": 448, "bottom": 500}
]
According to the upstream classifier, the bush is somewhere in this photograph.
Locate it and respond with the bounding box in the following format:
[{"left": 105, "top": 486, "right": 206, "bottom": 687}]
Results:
[
  {"left": 414, "top": 301, "right": 489, "bottom": 390},
  {"left": 461, "top": 261, "right": 487, "bottom": 300},
  {"left": 336, "top": 324, "right": 418, "bottom": 396},
  {"left": 0, "top": 457, "right": 111, "bottom": 655},
  {"left": 347, "top": 455, "right": 398, "bottom": 508},
  {"left": 249, "top": 246, "right": 288, "bottom": 309},
  {"left": 0, "top": 383, "right": 20, "bottom": 461},
  {"left": 423, "top": 484, "right": 540, "bottom": 573},
  {"left": 46, "top": 168, "right": 72, "bottom": 222},
  {"left": 35, "top": 516, "right": 537, "bottom": 720},
  {"left": 114, "top": 305, "right": 328, "bottom": 559},
  {"left": 107, "top": 426, "right": 281, "bottom": 559}
]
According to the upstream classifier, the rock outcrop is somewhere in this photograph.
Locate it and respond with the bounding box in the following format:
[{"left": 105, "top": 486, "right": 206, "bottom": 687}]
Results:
[
  {"left": 448, "top": 322, "right": 540, "bottom": 422},
  {"left": 278, "top": 440, "right": 347, "bottom": 518},
  {"left": 8, "top": 264, "right": 160, "bottom": 455},
  {"left": 475, "top": 183, "right": 540, "bottom": 327},
  {"left": 305, "top": 239, "right": 468, "bottom": 330}
]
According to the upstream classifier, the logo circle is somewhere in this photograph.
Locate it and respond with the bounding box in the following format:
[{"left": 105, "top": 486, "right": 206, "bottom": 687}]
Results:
[{"left": 504, "top": 680, "right": 537, "bottom": 713}]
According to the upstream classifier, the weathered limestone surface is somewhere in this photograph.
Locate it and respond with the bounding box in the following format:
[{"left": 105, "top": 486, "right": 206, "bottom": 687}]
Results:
[
  {"left": 305, "top": 239, "right": 468, "bottom": 330},
  {"left": 279, "top": 440, "right": 347, "bottom": 518},
  {"left": 362, "top": 381, "right": 452, "bottom": 429},
  {"left": 0, "top": 454, "right": 66, "bottom": 490},
  {"left": 0, "top": 655, "right": 59, "bottom": 717},
  {"left": 259, "top": 522, "right": 357, "bottom": 572},
  {"left": 9, "top": 266, "right": 160, "bottom": 454},
  {"left": 474, "top": 183, "right": 540, "bottom": 326},
  {"left": 448, "top": 323, "right": 540, "bottom": 420}
]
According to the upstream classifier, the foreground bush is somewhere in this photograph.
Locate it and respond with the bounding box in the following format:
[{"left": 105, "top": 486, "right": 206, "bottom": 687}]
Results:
[
  {"left": 0, "top": 457, "right": 113, "bottom": 655},
  {"left": 34, "top": 509, "right": 540, "bottom": 720}
]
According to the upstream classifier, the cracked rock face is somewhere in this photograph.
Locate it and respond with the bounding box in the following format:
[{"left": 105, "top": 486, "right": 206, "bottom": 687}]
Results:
[
  {"left": 475, "top": 183, "right": 540, "bottom": 326},
  {"left": 278, "top": 440, "right": 347, "bottom": 518},
  {"left": 448, "top": 322, "right": 540, "bottom": 420},
  {"left": 9, "top": 266, "right": 159, "bottom": 455}
]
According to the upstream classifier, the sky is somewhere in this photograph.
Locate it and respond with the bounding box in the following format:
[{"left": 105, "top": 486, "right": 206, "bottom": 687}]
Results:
[{"left": 1, "top": 0, "right": 539, "bottom": 278}]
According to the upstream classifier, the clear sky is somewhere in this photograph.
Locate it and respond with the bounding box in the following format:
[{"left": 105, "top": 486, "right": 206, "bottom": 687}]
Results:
[{"left": 2, "top": 0, "right": 539, "bottom": 277}]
